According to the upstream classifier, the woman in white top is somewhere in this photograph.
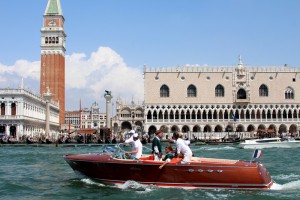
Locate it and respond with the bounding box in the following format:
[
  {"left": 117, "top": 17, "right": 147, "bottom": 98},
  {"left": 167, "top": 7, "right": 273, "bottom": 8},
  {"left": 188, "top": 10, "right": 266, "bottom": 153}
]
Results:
[{"left": 173, "top": 132, "right": 193, "bottom": 164}]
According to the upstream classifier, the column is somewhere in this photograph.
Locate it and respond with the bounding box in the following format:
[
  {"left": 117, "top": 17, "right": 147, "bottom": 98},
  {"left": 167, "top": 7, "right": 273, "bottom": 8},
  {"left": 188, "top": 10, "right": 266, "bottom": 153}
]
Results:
[
  {"left": 104, "top": 91, "right": 113, "bottom": 129},
  {"left": 43, "top": 87, "right": 52, "bottom": 137},
  {"left": 6, "top": 125, "right": 10, "bottom": 136},
  {"left": 6, "top": 102, "right": 11, "bottom": 115}
]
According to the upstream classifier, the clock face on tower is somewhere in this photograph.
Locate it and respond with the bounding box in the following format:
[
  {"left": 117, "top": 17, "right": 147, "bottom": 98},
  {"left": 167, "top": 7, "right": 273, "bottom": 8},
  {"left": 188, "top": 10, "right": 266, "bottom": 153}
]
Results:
[{"left": 48, "top": 20, "right": 56, "bottom": 27}]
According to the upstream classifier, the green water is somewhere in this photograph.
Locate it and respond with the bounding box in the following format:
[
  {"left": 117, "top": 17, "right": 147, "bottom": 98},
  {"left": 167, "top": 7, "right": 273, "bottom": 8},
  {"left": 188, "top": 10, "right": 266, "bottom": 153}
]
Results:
[{"left": 0, "top": 144, "right": 299, "bottom": 200}]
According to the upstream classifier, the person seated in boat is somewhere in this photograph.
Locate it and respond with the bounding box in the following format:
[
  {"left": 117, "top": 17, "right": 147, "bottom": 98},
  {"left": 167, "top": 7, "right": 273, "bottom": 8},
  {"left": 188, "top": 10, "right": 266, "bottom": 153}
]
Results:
[
  {"left": 125, "top": 133, "right": 143, "bottom": 160},
  {"left": 162, "top": 145, "right": 174, "bottom": 161},
  {"left": 152, "top": 130, "right": 163, "bottom": 161},
  {"left": 173, "top": 131, "right": 193, "bottom": 164},
  {"left": 159, "top": 145, "right": 175, "bottom": 169}
]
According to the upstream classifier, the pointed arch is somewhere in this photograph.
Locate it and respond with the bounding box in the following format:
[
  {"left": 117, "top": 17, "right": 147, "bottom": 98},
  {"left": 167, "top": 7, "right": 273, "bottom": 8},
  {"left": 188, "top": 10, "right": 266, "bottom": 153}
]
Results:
[
  {"left": 160, "top": 84, "right": 169, "bottom": 97},
  {"left": 259, "top": 84, "right": 268, "bottom": 96},
  {"left": 158, "top": 110, "right": 163, "bottom": 119},
  {"left": 215, "top": 84, "right": 225, "bottom": 97},
  {"left": 147, "top": 110, "right": 152, "bottom": 119},
  {"left": 187, "top": 84, "right": 197, "bottom": 97},
  {"left": 169, "top": 110, "right": 174, "bottom": 119},
  {"left": 285, "top": 87, "right": 294, "bottom": 99}
]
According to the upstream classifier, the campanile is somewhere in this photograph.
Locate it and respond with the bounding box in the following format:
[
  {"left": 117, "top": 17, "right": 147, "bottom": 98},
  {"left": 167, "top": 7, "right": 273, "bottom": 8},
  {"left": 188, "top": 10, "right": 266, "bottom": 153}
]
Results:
[{"left": 40, "top": 0, "right": 66, "bottom": 125}]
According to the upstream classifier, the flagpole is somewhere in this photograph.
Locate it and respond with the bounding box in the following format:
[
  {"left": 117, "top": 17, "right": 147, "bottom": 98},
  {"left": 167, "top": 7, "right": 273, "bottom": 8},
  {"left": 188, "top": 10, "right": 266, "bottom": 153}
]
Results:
[{"left": 250, "top": 148, "right": 256, "bottom": 164}]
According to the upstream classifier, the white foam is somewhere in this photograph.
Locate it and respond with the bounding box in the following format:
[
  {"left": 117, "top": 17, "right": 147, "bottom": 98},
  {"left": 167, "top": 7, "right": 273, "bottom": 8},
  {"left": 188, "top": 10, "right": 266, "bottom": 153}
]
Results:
[
  {"left": 202, "top": 146, "right": 237, "bottom": 151},
  {"left": 117, "top": 180, "right": 153, "bottom": 193},
  {"left": 272, "top": 173, "right": 300, "bottom": 181},
  {"left": 80, "top": 178, "right": 105, "bottom": 187},
  {"left": 271, "top": 180, "right": 300, "bottom": 190}
]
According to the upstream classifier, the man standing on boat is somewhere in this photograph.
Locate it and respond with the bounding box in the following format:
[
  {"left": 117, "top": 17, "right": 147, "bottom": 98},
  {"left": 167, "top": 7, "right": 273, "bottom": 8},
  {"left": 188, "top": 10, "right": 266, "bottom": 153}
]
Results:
[
  {"left": 152, "top": 130, "right": 163, "bottom": 161},
  {"left": 125, "top": 133, "right": 143, "bottom": 159},
  {"left": 173, "top": 131, "right": 193, "bottom": 164},
  {"left": 125, "top": 130, "right": 135, "bottom": 151}
]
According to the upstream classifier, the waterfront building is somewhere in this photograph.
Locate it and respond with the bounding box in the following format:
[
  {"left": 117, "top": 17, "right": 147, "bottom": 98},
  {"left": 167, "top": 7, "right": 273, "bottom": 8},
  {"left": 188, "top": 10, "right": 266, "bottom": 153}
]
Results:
[
  {"left": 112, "top": 97, "right": 144, "bottom": 135},
  {"left": 62, "top": 110, "right": 81, "bottom": 132},
  {"left": 0, "top": 88, "right": 60, "bottom": 140},
  {"left": 40, "top": 0, "right": 66, "bottom": 125},
  {"left": 143, "top": 57, "right": 300, "bottom": 138},
  {"left": 63, "top": 102, "right": 106, "bottom": 133}
]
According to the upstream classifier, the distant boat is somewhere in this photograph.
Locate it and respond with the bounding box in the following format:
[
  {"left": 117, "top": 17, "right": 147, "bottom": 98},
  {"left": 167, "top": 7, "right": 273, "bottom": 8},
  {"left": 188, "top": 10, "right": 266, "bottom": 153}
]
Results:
[
  {"left": 205, "top": 138, "right": 241, "bottom": 145},
  {"left": 239, "top": 137, "right": 300, "bottom": 149}
]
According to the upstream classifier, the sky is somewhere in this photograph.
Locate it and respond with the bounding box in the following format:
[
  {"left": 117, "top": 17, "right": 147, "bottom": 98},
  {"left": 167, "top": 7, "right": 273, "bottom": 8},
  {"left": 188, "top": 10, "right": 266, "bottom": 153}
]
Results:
[{"left": 0, "top": 0, "right": 300, "bottom": 112}]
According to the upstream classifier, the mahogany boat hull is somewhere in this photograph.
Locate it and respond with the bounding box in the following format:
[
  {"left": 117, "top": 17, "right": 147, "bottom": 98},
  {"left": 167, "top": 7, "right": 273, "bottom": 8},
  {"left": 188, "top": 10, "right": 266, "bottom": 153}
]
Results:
[{"left": 64, "top": 153, "right": 273, "bottom": 189}]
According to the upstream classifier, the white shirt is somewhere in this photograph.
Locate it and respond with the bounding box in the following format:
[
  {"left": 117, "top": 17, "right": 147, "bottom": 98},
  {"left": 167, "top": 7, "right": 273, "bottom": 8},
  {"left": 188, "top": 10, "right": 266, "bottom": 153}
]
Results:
[
  {"left": 133, "top": 139, "right": 143, "bottom": 159},
  {"left": 125, "top": 135, "right": 135, "bottom": 151},
  {"left": 176, "top": 138, "right": 192, "bottom": 161}
]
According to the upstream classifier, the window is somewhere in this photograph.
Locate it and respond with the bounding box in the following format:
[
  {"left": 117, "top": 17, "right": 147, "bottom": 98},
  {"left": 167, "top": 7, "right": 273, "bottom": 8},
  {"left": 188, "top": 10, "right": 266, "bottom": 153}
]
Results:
[
  {"left": 237, "top": 89, "right": 247, "bottom": 99},
  {"left": 215, "top": 84, "right": 224, "bottom": 97},
  {"left": 1, "top": 103, "right": 5, "bottom": 115},
  {"left": 259, "top": 84, "right": 268, "bottom": 96},
  {"left": 187, "top": 85, "right": 197, "bottom": 97},
  {"left": 160, "top": 85, "right": 169, "bottom": 97},
  {"left": 285, "top": 87, "right": 294, "bottom": 99}
]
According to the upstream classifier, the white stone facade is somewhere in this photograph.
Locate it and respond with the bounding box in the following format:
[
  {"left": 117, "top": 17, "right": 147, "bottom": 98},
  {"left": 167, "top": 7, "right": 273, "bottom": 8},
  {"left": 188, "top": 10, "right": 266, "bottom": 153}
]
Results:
[
  {"left": 144, "top": 61, "right": 300, "bottom": 137},
  {"left": 0, "top": 88, "right": 60, "bottom": 140},
  {"left": 112, "top": 97, "right": 144, "bottom": 135}
]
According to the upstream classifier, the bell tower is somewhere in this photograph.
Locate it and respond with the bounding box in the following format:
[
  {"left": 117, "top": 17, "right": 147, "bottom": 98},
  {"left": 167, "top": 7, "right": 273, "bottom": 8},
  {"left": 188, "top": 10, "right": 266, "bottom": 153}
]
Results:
[{"left": 40, "top": 0, "right": 66, "bottom": 125}]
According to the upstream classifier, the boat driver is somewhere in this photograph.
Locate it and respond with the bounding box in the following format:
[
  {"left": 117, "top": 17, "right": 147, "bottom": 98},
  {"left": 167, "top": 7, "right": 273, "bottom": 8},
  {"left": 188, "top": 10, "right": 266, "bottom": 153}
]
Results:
[
  {"left": 125, "top": 133, "right": 143, "bottom": 160},
  {"left": 124, "top": 130, "right": 136, "bottom": 151}
]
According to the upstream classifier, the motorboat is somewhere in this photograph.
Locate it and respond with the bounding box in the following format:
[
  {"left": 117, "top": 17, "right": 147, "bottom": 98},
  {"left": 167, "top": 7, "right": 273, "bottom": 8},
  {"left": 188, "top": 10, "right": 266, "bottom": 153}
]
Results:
[
  {"left": 64, "top": 144, "right": 273, "bottom": 189},
  {"left": 239, "top": 137, "right": 300, "bottom": 149}
]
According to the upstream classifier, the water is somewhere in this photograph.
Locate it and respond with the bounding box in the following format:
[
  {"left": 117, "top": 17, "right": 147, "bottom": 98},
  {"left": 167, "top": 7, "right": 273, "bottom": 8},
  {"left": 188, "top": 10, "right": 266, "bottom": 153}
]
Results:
[{"left": 1, "top": 144, "right": 300, "bottom": 200}]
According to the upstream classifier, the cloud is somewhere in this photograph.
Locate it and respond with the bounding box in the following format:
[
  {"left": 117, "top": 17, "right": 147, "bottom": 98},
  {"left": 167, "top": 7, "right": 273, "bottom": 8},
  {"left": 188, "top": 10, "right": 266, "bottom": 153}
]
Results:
[{"left": 0, "top": 47, "right": 144, "bottom": 110}]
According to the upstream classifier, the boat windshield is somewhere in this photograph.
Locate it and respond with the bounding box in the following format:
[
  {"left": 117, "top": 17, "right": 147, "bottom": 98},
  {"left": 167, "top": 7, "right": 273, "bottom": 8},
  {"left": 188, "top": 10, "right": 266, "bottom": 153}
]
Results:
[
  {"left": 101, "top": 144, "right": 119, "bottom": 153},
  {"left": 101, "top": 144, "right": 130, "bottom": 159}
]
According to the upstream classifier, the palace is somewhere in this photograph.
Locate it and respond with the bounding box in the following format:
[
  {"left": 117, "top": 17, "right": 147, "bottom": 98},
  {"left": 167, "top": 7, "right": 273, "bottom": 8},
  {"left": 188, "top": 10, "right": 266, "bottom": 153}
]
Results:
[{"left": 144, "top": 57, "right": 300, "bottom": 137}]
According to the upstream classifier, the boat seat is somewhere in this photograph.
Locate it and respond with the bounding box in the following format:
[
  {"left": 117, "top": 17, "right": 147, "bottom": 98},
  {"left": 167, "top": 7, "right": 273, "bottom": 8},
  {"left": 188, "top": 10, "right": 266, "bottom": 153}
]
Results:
[
  {"left": 169, "top": 158, "right": 182, "bottom": 163},
  {"left": 139, "top": 155, "right": 154, "bottom": 161},
  {"left": 139, "top": 156, "right": 182, "bottom": 164}
]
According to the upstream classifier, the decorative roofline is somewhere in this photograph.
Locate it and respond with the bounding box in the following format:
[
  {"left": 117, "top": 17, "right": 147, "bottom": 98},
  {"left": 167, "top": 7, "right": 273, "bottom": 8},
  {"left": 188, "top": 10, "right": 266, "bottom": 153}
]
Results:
[{"left": 144, "top": 65, "right": 300, "bottom": 73}]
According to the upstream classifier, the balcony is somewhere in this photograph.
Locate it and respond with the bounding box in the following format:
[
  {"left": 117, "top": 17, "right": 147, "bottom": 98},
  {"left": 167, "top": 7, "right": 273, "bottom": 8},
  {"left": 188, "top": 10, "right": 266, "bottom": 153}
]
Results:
[{"left": 234, "top": 98, "right": 250, "bottom": 103}]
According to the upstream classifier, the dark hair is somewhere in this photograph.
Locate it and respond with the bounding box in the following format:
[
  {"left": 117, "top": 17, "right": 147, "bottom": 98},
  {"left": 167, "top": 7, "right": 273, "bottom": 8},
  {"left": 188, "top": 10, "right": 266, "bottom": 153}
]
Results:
[
  {"left": 165, "top": 145, "right": 173, "bottom": 151},
  {"left": 172, "top": 131, "right": 180, "bottom": 140}
]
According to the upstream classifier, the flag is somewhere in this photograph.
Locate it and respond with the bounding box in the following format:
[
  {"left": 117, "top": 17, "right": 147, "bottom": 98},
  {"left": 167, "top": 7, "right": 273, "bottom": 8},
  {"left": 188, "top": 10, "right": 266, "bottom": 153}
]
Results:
[
  {"left": 252, "top": 149, "right": 262, "bottom": 159},
  {"left": 230, "top": 113, "right": 238, "bottom": 122}
]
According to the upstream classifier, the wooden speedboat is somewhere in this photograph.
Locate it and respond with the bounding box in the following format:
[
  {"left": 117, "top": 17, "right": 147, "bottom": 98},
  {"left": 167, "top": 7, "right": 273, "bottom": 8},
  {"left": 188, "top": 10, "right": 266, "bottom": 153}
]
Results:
[
  {"left": 64, "top": 145, "right": 273, "bottom": 189},
  {"left": 239, "top": 137, "right": 300, "bottom": 149}
]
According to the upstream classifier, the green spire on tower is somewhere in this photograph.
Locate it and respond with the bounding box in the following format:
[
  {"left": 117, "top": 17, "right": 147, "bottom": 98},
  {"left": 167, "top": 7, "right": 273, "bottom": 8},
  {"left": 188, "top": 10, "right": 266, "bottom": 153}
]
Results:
[{"left": 44, "top": 0, "right": 63, "bottom": 15}]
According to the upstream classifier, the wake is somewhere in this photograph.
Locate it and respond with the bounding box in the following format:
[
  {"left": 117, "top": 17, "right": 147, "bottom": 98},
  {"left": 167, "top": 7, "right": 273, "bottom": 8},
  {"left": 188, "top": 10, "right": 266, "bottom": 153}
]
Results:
[{"left": 271, "top": 180, "right": 300, "bottom": 190}]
